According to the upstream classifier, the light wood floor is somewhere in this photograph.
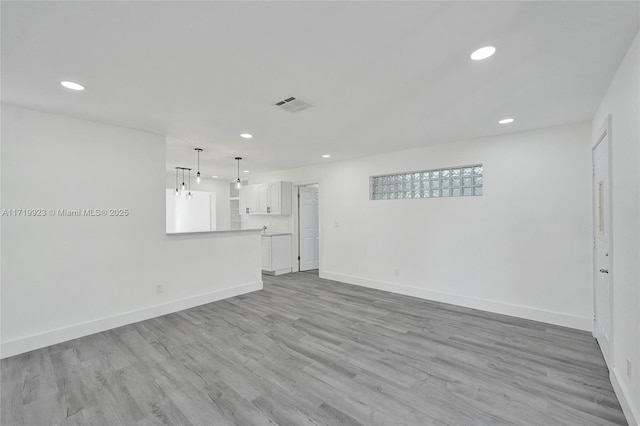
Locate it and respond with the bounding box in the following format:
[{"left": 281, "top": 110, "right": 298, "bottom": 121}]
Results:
[{"left": 1, "top": 271, "right": 626, "bottom": 425}]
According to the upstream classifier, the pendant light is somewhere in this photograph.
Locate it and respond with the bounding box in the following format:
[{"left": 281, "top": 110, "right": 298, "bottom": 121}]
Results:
[
  {"left": 194, "top": 148, "right": 203, "bottom": 184},
  {"left": 174, "top": 167, "right": 180, "bottom": 196},
  {"left": 235, "top": 157, "right": 242, "bottom": 189},
  {"left": 174, "top": 167, "right": 192, "bottom": 197}
]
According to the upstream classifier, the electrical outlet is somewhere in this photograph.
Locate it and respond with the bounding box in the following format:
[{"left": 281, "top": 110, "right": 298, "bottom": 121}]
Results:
[
  {"left": 627, "top": 358, "right": 632, "bottom": 378},
  {"left": 155, "top": 284, "right": 164, "bottom": 294},
  {"left": 394, "top": 269, "right": 400, "bottom": 277}
]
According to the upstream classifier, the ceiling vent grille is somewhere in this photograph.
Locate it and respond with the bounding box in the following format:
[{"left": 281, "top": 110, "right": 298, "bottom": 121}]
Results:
[{"left": 274, "top": 96, "right": 312, "bottom": 113}]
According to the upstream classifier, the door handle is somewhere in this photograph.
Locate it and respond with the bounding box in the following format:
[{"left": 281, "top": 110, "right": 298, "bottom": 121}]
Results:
[{"left": 599, "top": 269, "right": 609, "bottom": 274}]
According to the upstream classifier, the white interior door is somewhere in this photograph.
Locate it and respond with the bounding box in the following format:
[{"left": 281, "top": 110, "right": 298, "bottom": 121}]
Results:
[
  {"left": 299, "top": 186, "right": 319, "bottom": 271},
  {"left": 593, "top": 118, "right": 613, "bottom": 366}
]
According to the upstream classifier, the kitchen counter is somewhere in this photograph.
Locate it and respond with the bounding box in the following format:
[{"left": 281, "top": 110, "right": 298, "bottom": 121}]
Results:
[
  {"left": 167, "top": 229, "right": 262, "bottom": 236},
  {"left": 261, "top": 232, "right": 292, "bottom": 237}
]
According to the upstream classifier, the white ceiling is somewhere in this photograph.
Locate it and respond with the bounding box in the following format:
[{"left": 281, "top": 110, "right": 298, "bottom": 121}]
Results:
[{"left": 2, "top": 1, "right": 638, "bottom": 180}]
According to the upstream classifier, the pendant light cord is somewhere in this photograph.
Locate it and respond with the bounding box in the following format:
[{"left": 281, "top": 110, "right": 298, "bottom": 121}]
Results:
[{"left": 234, "top": 157, "right": 242, "bottom": 189}]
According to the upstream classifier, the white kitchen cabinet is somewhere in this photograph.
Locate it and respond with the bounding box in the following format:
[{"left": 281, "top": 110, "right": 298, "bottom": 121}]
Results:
[
  {"left": 240, "top": 181, "right": 291, "bottom": 215},
  {"left": 240, "top": 185, "right": 259, "bottom": 215},
  {"left": 239, "top": 186, "right": 249, "bottom": 215},
  {"left": 261, "top": 233, "right": 292, "bottom": 275},
  {"left": 257, "top": 184, "right": 269, "bottom": 214},
  {"left": 268, "top": 182, "right": 283, "bottom": 214}
]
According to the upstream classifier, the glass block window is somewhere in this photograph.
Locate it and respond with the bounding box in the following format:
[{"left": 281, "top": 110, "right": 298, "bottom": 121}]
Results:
[{"left": 370, "top": 164, "right": 483, "bottom": 200}]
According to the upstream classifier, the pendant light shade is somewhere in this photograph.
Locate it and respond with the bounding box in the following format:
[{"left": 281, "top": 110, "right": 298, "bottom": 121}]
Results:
[
  {"left": 235, "top": 157, "right": 242, "bottom": 189},
  {"left": 187, "top": 169, "right": 193, "bottom": 199},
  {"left": 195, "top": 148, "right": 203, "bottom": 184}
]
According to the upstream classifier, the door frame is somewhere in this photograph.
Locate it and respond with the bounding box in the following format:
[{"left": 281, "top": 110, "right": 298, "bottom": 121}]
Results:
[
  {"left": 592, "top": 114, "right": 614, "bottom": 365},
  {"left": 291, "top": 180, "right": 322, "bottom": 273}
]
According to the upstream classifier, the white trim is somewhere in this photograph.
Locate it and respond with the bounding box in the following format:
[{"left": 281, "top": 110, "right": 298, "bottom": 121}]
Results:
[
  {"left": 263, "top": 268, "right": 293, "bottom": 276},
  {"left": 591, "top": 114, "right": 614, "bottom": 363},
  {"left": 292, "top": 179, "right": 322, "bottom": 274},
  {"left": 611, "top": 366, "right": 640, "bottom": 426},
  {"left": 292, "top": 184, "right": 300, "bottom": 272},
  {"left": 321, "top": 271, "right": 591, "bottom": 331},
  {"left": 0, "top": 281, "right": 263, "bottom": 359}
]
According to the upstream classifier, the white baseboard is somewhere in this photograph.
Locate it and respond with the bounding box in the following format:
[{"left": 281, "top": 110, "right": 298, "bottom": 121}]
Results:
[
  {"left": 263, "top": 268, "right": 293, "bottom": 276},
  {"left": 1, "top": 281, "right": 263, "bottom": 359},
  {"left": 611, "top": 366, "right": 640, "bottom": 426},
  {"left": 321, "top": 271, "right": 591, "bottom": 331}
]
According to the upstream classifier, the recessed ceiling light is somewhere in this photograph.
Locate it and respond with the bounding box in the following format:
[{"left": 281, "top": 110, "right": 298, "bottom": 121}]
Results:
[
  {"left": 60, "top": 81, "right": 85, "bottom": 91},
  {"left": 243, "top": 170, "right": 250, "bottom": 173},
  {"left": 498, "top": 118, "right": 515, "bottom": 124},
  {"left": 470, "top": 46, "right": 496, "bottom": 61},
  {"left": 240, "top": 133, "right": 253, "bottom": 139},
  {"left": 322, "top": 154, "right": 331, "bottom": 158},
  {"left": 211, "top": 175, "right": 218, "bottom": 178}
]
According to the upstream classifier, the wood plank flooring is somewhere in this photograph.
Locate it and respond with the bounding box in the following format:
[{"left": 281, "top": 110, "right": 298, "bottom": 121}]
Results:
[{"left": 1, "top": 271, "right": 626, "bottom": 425}]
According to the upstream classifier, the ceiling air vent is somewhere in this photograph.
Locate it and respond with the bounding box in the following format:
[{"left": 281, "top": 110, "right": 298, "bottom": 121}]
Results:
[{"left": 274, "top": 96, "right": 312, "bottom": 113}]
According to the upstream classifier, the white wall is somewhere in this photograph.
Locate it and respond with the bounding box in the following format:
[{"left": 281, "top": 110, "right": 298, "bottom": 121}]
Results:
[
  {"left": 165, "top": 172, "right": 230, "bottom": 231},
  {"left": 166, "top": 189, "right": 213, "bottom": 233},
  {"left": 593, "top": 31, "right": 640, "bottom": 425},
  {"left": 1, "top": 105, "right": 262, "bottom": 358},
  {"left": 253, "top": 122, "right": 594, "bottom": 331}
]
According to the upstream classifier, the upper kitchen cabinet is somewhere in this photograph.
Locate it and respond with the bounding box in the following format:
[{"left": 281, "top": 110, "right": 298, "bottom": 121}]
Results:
[
  {"left": 240, "top": 181, "right": 292, "bottom": 215},
  {"left": 239, "top": 185, "right": 249, "bottom": 214},
  {"left": 267, "top": 181, "right": 289, "bottom": 214}
]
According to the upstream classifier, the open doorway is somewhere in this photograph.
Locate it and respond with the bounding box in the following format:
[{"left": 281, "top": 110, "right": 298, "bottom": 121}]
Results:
[{"left": 296, "top": 184, "right": 319, "bottom": 272}]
